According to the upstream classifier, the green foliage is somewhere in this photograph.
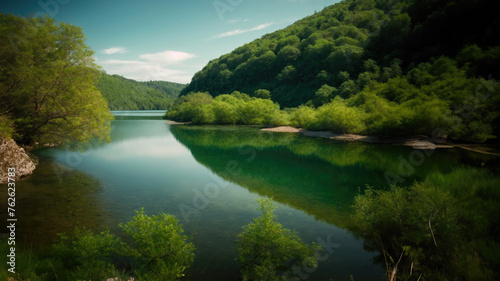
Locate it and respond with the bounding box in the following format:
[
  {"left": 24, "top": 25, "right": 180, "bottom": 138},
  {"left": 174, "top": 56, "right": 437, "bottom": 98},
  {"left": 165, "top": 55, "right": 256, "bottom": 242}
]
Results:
[
  {"left": 0, "top": 13, "right": 113, "bottom": 147},
  {"left": 313, "top": 84, "right": 336, "bottom": 107},
  {"left": 2, "top": 209, "right": 195, "bottom": 281},
  {"left": 254, "top": 89, "right": 271, "bottom": 99},
  {"left": 119, "top": 208, "right": 195, "bottom": 280},
  {"left": 166, "top": 92, "right": 282, "bottom": 126},
  {"left": 0, "top": 115, "right": 14, "bottom": 139},
  {"left": 173, "top": 0, "right": 499, "bottom": 142},
  {"left": 51, "top": 228, "right": 122, "bottom": 280},
  {"left": 236, "top": 198, "right": 322, "bottom": 281},
  {"left": 315, "top": 97, "right": 366, "bottom": 133},
  {"left": 352, "top": 168, "right": 500, "bottom": 280},
  {"left": 97, "top": 73, "right": 185, "bottom": 110}
]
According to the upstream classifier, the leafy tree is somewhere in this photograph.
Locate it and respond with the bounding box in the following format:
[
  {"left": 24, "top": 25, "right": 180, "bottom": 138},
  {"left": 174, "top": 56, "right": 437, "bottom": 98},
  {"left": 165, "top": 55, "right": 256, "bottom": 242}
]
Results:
[
  {"left": 0, "top": 14, "right": 113, "bottom": 147},
  {"left": 254, "top": 89, "right": 271, "bottom": 99},
  {"left": 313, "top": 84, "right": 336, "bottom": 107},
  {"left": 236, "top": 198, "right": 322, "bottom": 281},
  {"left": 276, "top": 45, "right": 301, "bottom": 64},
  {"left": 276, "top": 65, "right": 297, "bottom": 82}
]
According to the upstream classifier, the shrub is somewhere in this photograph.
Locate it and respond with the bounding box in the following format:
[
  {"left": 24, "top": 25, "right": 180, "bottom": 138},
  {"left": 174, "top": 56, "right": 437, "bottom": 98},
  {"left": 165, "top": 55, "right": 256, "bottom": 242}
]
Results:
[
  {"left": 120, "top": 208, "right": 195, "bottom": 280},
  {"left": 289, "top": 105, "right": 318, "bottom": 129},
  {"left": 236, "top": 198, "right": 322, "bottom": 281},
  {"left": 352, "top": 168, "right": 500, "bottom": 280},
  {"left": 316, "top": 98, "right": 366, "bottom": 133},
  {"left": 51, "top": 228, "right": 122, "bottom": 280}
]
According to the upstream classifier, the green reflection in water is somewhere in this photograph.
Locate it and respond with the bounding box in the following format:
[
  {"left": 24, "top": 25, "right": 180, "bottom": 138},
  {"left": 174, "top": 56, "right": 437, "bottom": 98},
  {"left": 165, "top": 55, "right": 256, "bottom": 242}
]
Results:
[
  {"left": 170, "top": 125, "right": 463, "bottom": 228},
  {"left": 0, "top": 155, "right": 109, "bottom": 249}
]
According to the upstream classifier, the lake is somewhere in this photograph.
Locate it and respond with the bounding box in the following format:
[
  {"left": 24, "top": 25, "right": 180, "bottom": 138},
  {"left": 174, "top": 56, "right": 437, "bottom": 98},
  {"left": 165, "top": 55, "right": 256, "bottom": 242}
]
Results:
[{"left": 4, "top": 110, "right": 496, "bottom": 280}]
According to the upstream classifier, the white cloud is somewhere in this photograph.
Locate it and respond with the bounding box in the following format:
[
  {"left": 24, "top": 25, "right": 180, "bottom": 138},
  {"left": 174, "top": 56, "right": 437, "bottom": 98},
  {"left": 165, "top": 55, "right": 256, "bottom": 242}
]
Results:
[
  {"left": 139, "top": 50, "right": 196, "bottom": 65},
  {"left": 102, "top": 47, "right": 128, "bottom": 55},
  {"left": 99, "top": 50, "right": 196, "bottom": 83},
  {"left": 214, "top": 22, "right": 274, "bottom": 38}
]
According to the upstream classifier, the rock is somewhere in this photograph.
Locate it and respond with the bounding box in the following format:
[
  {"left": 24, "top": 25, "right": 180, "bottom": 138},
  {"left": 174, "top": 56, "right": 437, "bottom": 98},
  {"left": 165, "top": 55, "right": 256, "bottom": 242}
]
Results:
[{"left": 0, "top": 137, "right": 37, "bottom": 184}]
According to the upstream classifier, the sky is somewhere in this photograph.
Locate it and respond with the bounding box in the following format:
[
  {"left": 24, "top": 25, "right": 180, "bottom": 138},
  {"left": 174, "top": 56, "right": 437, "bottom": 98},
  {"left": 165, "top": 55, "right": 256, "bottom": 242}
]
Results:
[{"left": 1, "top": 0, "right": 339, "bottom": 84}]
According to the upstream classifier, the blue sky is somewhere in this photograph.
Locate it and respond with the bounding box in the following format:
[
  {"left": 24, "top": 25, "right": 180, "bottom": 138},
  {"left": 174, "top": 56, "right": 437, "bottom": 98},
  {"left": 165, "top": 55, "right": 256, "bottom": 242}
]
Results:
[{"left": 1, "top": 0, "right": 339, "bottom": 83}]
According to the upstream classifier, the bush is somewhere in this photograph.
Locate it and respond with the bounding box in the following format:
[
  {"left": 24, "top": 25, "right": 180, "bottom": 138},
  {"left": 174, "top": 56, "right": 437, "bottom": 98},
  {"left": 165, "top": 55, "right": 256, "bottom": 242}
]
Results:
[
  {"left": 289, "top": 105, "right": 318, "bottom": 129},
  {"left": 212, "top": 100, "right": 239, "bottom": 124},
  {"left": 120, "top": 208, "right": 195, "bottom": 280},
  {"left": 352, "top": 168, "right": 500, "bottom": 280},
  {"left": 315, "top": 98, "right": 366, "bottom": 133},
  {"left": 236, "top": 198, "right": 322, "bottom": 281},
  {"left": 51, "top": 228, "right": 122, "bottom": 281}
]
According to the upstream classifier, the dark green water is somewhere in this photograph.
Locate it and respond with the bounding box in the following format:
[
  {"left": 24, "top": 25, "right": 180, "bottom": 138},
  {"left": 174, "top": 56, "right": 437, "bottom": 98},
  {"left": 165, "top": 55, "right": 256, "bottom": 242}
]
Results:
[{"left": 2, "top": 111, "right": 495, "bottom": 280}]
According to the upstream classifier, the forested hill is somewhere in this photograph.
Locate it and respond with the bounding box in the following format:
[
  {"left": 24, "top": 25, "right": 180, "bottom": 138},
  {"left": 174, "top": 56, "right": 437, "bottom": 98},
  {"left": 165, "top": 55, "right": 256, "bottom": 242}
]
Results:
[
  {"left": 181, "top": 0, "right": 499, "bottom": 108},
  {"left": 97, "top": 73, "right": 186, "bottom": 110}
]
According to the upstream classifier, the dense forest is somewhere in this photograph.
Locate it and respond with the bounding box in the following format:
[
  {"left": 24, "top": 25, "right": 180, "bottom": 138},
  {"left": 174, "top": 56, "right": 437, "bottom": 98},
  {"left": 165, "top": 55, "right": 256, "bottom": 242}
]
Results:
[
  {"left": 97, "top": 73, "right": 185, "bottom": 110},
  {"left": 171, "top": 0, "right": 500, "bottom": 142}
]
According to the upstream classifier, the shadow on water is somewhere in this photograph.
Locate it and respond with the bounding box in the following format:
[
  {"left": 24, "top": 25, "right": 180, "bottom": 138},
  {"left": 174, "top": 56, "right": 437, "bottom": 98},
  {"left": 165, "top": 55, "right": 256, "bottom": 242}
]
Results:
[
  {"left": 170, "top": 125, "right": 465, "bottom": 228},
  {"left": 0, "top": 152, "right": 109, "bottom": 249}
]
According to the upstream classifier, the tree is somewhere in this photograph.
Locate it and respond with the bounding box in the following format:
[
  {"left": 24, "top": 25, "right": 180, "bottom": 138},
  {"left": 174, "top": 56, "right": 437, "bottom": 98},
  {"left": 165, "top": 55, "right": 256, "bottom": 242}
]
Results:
[
  {"left": 313, "top": 84, "right": 336, "bottom": 107},
  {"left": 236, "top": 198, "right": 322, "bottom": 281},
  {"left": 0, "top": 14, "right": 113, "bottom": 147},
  {"left": 254, "top": 89, "right": 271, "bottom": 99}
]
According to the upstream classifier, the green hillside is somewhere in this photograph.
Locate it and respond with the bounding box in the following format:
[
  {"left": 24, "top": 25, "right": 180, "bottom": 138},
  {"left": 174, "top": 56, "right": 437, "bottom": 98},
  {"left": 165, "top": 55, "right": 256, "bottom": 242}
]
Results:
[
  {"left": 97, "top": 73, "right": 185, "bottom": 110},
  {"left": 169, "top": 0, "right": 500, "bottom": 142},
  {"left": 181, "top": 0, "right": 499, "bottom": 107}
]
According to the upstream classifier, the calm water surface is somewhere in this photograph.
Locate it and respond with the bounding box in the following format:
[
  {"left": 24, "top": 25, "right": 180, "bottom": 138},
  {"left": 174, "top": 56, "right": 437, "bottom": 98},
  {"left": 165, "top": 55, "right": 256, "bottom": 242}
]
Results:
[{"left": 3, "top": 110, "right": 495, "bottom": 280}]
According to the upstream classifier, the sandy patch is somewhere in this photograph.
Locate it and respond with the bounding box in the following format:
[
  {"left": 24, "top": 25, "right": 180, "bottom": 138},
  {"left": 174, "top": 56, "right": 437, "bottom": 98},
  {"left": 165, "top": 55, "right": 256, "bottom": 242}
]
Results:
[{"left": 261, "top": 126, "right": 303, "bottom": 133}]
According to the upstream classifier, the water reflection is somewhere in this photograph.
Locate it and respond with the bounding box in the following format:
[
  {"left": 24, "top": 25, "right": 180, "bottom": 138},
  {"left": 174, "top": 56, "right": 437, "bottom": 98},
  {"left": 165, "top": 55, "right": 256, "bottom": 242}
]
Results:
[
  {"left": 170, "top": 125, "right": 462, "bottom": 227},
  {"left": 0, "top": 156, "right": 109, "bottom": 248}
]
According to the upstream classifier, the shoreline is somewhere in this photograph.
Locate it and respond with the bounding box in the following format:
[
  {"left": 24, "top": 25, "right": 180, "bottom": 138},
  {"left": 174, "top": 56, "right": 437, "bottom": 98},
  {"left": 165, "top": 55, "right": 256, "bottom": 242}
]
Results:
[{"left": 261, "top": 126, "right": 500, "bottom": 155}]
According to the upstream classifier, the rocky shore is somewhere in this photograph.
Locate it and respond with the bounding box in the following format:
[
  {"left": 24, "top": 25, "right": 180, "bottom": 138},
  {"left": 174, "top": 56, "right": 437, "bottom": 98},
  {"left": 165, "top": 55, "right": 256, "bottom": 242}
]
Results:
[{"left": 0, "top": 138, "right": 37, "bottom": 184}]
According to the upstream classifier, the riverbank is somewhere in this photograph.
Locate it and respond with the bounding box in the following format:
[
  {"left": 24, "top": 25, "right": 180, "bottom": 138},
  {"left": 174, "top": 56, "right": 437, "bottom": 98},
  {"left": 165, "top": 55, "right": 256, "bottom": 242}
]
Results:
[{"left": 261, "top": 126, "right": 500, "bottom": 155}]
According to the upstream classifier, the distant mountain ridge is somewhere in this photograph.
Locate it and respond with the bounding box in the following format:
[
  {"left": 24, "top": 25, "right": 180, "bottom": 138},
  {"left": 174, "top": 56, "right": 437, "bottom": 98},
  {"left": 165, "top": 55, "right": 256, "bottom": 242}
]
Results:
[{"left": 97, "top": 73, "right": 186, "bottom": 110}]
